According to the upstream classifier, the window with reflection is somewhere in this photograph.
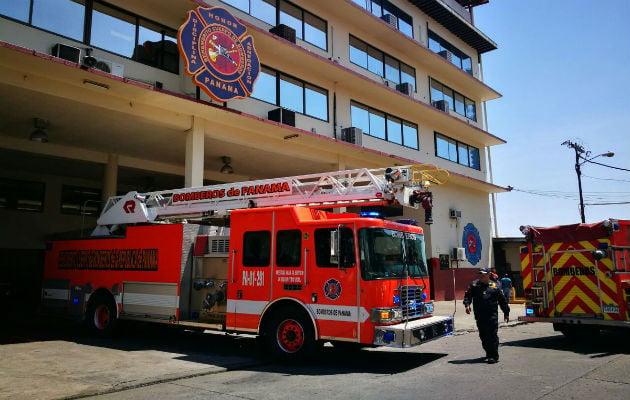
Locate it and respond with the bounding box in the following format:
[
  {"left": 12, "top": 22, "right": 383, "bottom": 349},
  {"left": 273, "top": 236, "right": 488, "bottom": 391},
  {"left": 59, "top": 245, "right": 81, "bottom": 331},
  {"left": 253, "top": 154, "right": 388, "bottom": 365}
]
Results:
[
  {"left": 221, "top": 0, "right": 327, "bottom": 50},
  {"left": 0, "top": 0, "right": 30, "bottom": 22},
  {"left": 33, "top": 0, "right": 85, "bottom": 41},
  {"left": 252, "top": 66, "right": 328, "bottom": 121},
  {"left": 351, "top": 101, "right": 418, "bottom": 149},
  {"left": 60, "top": 185, "right": 101, "bottom": 215},
  {"left": 430, "top": 78, "right": 477, "bottom": 121},
  {"left": 0, "top": 178, "right": 45, "bottom": 213},
  {"left": 428, "top": 30, "right": 473, "bottom": 75},
  {"left": 352, "top": 0, "right": 413, "bottom": 38},
  {"left": 349, "top": 36, "right": 416, "bottom": 89},
  {"left": 435, "top": 132, "right": 481, "bottom": 170}
]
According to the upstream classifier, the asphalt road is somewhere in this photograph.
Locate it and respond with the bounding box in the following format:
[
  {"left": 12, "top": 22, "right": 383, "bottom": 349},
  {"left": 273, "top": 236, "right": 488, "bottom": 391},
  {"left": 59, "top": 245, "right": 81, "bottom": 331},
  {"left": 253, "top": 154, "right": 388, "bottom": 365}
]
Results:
[{"left": 1, "top": 302, "right": 628, "bottom": 400}]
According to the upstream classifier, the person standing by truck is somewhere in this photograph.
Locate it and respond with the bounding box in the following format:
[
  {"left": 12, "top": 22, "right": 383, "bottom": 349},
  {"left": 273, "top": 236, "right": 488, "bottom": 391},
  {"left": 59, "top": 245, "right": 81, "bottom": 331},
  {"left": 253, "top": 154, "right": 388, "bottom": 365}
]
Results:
[
  {"left": 464, "top": 268, "right": 510, "bottom": 364},
  {"left": 500, "top": 274, "right": 513, "bottom": 303}
]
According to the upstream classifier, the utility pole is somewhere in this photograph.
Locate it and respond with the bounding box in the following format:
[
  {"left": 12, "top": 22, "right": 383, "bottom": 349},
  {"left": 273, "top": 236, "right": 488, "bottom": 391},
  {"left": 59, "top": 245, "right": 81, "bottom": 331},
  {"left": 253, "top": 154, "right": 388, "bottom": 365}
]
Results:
[{"left": 562, "top": 141, "right": 614, "bottom": 223}]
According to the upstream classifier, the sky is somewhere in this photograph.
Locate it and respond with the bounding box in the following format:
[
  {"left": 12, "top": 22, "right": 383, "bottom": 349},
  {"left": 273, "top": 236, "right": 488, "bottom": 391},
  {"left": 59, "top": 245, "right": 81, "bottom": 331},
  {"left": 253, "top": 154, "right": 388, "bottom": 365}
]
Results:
[{"left": 472, "top": 0, "right": 630, "bottom": 237}]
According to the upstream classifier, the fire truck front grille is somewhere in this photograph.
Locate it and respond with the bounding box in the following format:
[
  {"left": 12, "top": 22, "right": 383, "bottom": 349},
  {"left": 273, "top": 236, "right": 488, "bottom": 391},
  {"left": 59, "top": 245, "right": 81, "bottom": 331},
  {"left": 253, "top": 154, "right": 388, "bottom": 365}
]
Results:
[{"left": 400, "top": 285, "right": 427, "bottom": 319}]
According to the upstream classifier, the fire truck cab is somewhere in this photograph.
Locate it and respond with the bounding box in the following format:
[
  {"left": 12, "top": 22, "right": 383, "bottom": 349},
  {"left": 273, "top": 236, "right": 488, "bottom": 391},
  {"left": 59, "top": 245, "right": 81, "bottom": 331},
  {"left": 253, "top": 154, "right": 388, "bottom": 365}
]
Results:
[{"left": 41, "top": 165, "right": 454, "bottom": 360}]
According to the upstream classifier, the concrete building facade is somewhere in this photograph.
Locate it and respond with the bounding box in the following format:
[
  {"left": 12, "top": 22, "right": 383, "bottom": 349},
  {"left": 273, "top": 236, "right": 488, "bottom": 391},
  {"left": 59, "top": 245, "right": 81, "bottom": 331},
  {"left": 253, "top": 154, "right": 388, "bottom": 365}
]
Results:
[{"left": 0, "top": 0, "right": 505, "bottom": 304}]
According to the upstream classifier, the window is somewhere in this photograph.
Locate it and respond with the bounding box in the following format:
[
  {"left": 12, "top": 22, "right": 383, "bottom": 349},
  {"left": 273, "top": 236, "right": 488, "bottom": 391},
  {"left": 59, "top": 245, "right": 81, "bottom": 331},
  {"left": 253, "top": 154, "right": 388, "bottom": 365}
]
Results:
[
  {"left": 252, "top": 66, "right": 329, "bottom": 121},
  {"left": 60, "top": 185, "right": 101, "bottom": 215},
  {"left": 428, "top": 30, "right": 473, "bottom": 75},
  {"left": 353, "top": 0, "right": 413, "bottom": 38},
  {"left": 435, "top": 133, "right": 481, "bottom": 170},
  {"left": 351, "top": 101, "right": 418, "bottom": 149},
  {"left": 0, "top": 0, "right": 30, "bottom": 22},
  {"left": 349, "top": 36, "right": 416, "bottom": 89},
  {"left": 0, "top": 178, "right": 45, "bottom": 212},
  {"left": 0, "top": 1, "right": 178, "bottom": 74},
  {"left": 221, "top": 0, "right": 327, "bottom": 50},
  {"left": 32, "top": 0, "right": 85, "bottom": 41},
  {"left": 242, "top": 231, "right": 271, "bottom": 266},
  {"left": 315, "top": 228, "right": 355, "bottom": 268},
  {"left": 430, "top": 78, "right": 477, "bottom": 121},
  {"left": 276, "top": 230, "right": 301, "bottom": 267}
]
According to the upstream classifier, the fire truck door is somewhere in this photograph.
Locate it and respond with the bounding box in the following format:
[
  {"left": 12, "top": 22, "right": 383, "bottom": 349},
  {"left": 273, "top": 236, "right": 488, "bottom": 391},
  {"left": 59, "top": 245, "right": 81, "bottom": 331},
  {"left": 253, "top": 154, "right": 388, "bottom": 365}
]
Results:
[
  {"left": 228, "top": 213, "right": 273, "bottom": 331},
  {"left": 549, "top": 248, "right": 612, "bottom": 317},
  {"left": 306, "top": 226, "right": 360, "bottom": 341}
]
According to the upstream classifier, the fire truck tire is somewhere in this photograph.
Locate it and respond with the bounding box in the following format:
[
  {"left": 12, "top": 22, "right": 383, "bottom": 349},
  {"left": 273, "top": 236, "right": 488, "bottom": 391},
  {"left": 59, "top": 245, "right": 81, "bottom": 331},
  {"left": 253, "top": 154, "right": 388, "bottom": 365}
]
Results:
[
  {"left": 86, "top": 295, "right": 117, "bottom": 336},
  {"left": 264, "top": 305, "right": 318, "bottom": 362}
]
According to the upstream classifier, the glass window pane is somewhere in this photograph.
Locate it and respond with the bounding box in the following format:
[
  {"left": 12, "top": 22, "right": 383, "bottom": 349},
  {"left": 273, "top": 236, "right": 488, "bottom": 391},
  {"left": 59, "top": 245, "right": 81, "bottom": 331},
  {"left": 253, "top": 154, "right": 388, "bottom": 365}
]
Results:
[
  {"left": 251, "top": 0, "right": 275, "bottom": 25},
  {"left": 399, "top": 16, "right": 412, "bottom": 38},
  {"left": 280, "top": 74, "right": 304, "bottom": 113},
  {"left": 243, "top": 231, "right": 271, "bottom": 266},
  {"left": 428, "top": 32, "right": 441, "bottom": 53},
  {"left": 469, "top": 147, "right": 480, "bottom": 170},
  {"left": 351, "top": 102, "right": 370, "bottom": 134},
  {"left": 276, "top": 230, "right": 301, "bottom": 267},
  {"left": 430, "top": 79, "right": 443, "bottom": 103},
  {"left": 305, "top": 85, "right": 328, "bottom": 120},
  {"left": 369, "top": 110, "right": 385, "bottom": 139},
  {"left": 61, "top": 185, "right": 101, "bottom": 215},
  {"left": 402, "top": 122, "right": 418, "bottom": 149},
  {"left": 251, "top": 67, "right": 277, "bottom": 104},
  {"left": 304, "top": 12, "right": 327, "bottom": 50},
  {"left": 0, "top": 178, "right": 45, "bottom": 212},
  {"left": 367, "top": 46, "right": 383, "bottom": 77},
  {"left": 454, "top": 93, "right": 465, "bottom": 115},
  {"left": 32, "top": 0, "right": 85, "bottom": 41},
  {"left": 136, "top": 22, "right": 179, "bottom": 73},
  {"left": 222, "top": 0, "right": 249, "bottom": 13},
  {"left": 465, "top": 98, "right": 477, "bottom": 121},
  {"left": 0, "top": 0, "right": 29, "bottom": 22},
  {"left": 351, "top": 0, "right": 367, "bottom": 9},
  {"left": 91, "top": 4, "right": 136, "bottom": 57},
  {"left": 279, "top": 1, "right": 302, "bottom": 39},
  {"left": 349, "top": 36, "right": 368, "bottom": 68},
  {"left": 369, "top": 0, "right": 382, "bottom": 17},
  {"left": 384, "top": 55, "right": 399, "bottom": 83},
  {"left": 458, "top": 145, "right": 469, "bottom": 166},
  {"left": 386, "top": 116, "right": 402, "bottom": 144},
  {"left": 462, "top": 57, "right": 472, "bottom": 75},
  {"left": 400, "top": 64, "right": 415, "bottom": 89}
]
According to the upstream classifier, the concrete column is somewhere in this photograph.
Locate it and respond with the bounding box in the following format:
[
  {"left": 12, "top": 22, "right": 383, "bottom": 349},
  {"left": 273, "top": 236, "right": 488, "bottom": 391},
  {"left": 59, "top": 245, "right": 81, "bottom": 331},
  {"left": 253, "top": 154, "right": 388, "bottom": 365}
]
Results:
[
  {"left": 185, "top": 116, "right": 204, "bottom": 188},
  {"left": 102, "top": 153, "right": 118, "bottom": 204}
]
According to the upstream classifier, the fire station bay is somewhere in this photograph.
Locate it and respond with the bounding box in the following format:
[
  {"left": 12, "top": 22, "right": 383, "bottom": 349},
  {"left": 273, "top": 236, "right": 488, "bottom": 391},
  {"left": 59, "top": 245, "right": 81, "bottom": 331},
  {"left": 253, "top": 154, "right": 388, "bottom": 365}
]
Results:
[{"left": 0, "top": 0, "right": 507, "bottom": 310}]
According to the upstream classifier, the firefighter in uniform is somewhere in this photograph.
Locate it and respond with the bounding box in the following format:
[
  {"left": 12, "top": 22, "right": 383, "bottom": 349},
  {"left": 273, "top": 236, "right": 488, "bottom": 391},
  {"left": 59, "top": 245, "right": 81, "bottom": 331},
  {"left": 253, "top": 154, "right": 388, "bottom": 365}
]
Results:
[{"left": 463, "top": 268, "right": 510, "bottom": 364}]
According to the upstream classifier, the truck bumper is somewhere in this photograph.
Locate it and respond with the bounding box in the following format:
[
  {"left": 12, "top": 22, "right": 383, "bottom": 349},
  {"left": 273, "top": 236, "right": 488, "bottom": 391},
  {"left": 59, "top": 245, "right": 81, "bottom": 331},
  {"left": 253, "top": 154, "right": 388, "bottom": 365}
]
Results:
[
  {"left": 373, "top": 315, "right": 454, "bottom": 348},
  {"left": 518, "top": 316, "right": 630, "bottom": 328}
]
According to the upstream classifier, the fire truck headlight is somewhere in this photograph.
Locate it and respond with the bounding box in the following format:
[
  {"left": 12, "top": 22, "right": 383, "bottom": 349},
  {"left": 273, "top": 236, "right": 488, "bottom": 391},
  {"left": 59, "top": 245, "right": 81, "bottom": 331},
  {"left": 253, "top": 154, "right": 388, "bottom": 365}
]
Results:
[{"left": 370, "top": 308, "right": 402, "bottom": 323}]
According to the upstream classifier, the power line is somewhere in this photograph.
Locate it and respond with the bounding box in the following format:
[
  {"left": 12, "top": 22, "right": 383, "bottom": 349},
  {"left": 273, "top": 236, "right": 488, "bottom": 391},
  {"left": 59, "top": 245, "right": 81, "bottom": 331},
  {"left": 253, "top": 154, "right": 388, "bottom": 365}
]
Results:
[
  {"left": 584, "top": 202, "right": 630, "bottom": 206},
  {"left": 583, "top": 174, "right": 630, "bottom": 183},
  {"left": 585, "top": 159, "right": 630, "bottom": 172}
]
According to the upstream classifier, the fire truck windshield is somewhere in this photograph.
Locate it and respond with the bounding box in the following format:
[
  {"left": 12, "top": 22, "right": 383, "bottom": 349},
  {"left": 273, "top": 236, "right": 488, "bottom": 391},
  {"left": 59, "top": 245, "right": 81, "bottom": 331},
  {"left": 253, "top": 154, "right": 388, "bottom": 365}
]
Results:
[{"left": 359, "top": 228, "right": 428, "bottom": 280}]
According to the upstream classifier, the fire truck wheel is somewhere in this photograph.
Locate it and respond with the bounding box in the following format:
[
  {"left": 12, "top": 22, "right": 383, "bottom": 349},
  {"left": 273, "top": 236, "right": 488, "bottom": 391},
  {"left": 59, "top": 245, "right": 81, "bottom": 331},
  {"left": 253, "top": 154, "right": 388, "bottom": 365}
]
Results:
[
  {"left": 86, "top": 295, "right": 117, "bottom": 336},
  {"left": 265, "top": 306, "right": 317, "bottom": 362}
]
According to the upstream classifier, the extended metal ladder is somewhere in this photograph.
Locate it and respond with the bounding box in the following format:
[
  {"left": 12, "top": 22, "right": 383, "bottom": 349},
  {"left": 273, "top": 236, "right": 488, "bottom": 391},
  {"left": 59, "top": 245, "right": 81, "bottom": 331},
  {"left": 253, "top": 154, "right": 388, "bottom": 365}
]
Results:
[{"left": 95, "top": 164, "right": 448, "bottom": 230}]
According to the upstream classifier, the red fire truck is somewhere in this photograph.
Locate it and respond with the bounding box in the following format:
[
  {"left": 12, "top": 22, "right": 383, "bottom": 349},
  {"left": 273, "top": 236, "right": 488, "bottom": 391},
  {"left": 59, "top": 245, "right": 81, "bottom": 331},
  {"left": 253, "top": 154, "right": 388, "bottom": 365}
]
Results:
[
  {"left": 519, "top": 219, "right": 630, "bottom": 337},
  {"left": 42, "top": 165, "right": 453, "bottom": 360}
]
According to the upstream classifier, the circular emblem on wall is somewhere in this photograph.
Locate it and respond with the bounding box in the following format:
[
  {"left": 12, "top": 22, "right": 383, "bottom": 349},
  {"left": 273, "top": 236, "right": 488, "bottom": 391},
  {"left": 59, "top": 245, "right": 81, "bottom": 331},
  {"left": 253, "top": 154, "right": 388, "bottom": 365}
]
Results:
[
  {"left": 178, "top": 6, "right": 261, "bottom": 102},
  {"left": 462, "top": 223, "right": 482, "bottom": 265},
  {"left": 324, "top": 278, "right": 342, "bottom": 300}
]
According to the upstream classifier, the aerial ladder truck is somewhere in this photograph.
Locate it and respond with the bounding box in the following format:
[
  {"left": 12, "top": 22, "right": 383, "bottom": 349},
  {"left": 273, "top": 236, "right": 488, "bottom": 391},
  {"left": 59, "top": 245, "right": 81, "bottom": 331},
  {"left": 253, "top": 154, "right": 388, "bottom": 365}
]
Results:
[{"left": 41, "top": 164, "right": 453, "bottom": 360}]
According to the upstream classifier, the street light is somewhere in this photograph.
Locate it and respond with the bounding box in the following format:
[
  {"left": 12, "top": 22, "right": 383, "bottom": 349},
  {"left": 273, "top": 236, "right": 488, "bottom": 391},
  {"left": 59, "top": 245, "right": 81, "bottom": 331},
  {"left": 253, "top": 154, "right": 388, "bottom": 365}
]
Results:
[{"left": 561, "top": 140, "right": 614, "bottom": 223}]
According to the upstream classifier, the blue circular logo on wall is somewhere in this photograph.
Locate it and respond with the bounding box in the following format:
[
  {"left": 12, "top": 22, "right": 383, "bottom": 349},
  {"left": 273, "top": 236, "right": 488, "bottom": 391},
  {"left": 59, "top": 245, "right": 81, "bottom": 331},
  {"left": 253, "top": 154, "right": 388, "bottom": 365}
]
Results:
[{"left": 462, "top": 223, "right": 482, "bottom": 265}]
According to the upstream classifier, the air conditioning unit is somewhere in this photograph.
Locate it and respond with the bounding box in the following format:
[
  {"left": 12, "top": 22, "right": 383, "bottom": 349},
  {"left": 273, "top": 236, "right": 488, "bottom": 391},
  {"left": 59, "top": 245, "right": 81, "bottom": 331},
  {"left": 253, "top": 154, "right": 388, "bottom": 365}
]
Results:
[
  {"left": 432, "top": 100, "right": 450, "bottom": 113},
  {"left": 396, "top": 82, "right": 413, "bottom": 96},
  {"left": 380, "top": 13, "right": 398, "bottom": 29},
  {"left": 452, "top": 247, "right": 466, "bottom": 261},
  {"left": 51, "top": 43, "right": 81, "bottom": 63},
  {"left": 269, "top": 24, "right": 296, "bottom": 43},
  {"left": 83, "top": 54, "right": 125, "bottom": 78},
  {"left": 268, "top": 108, "right": 296, "bottom": 127},
  {"left": 449, "top": 209, "right": 462, "bottom": 219},
  {"left": 340, "top": 127, "right": 363, "bottom": 146},
  {"left": 438, "top": 50, "right": 453, "bottom": 62}
]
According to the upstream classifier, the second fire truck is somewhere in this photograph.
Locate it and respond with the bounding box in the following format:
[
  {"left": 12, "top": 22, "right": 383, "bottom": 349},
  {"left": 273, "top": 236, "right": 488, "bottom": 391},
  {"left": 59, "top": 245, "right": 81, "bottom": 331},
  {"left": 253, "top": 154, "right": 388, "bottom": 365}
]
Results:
[
  {"left": 519, "top": 219, "right": 630, "bottom": 337},
  {"left": 42, "top": 164, "right": 453, "bottom": 360}
]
